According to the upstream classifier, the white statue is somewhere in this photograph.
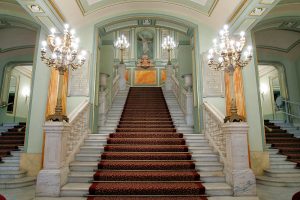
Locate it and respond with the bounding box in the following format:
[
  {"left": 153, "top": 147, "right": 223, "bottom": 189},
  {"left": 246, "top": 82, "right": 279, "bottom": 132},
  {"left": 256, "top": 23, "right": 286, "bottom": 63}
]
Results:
[{"left": 138, "top": 33, "right": 151, "bottom": 55}]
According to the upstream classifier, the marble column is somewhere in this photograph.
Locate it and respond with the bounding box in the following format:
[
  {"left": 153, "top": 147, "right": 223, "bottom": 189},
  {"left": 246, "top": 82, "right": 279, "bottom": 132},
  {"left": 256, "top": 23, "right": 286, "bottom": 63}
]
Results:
[
  {"left": 130, "top": 28, "right": 135, "bottom": 59},
  {"left": 118, "top": 64, "right": 126, "bottom": 90},
  {"left": 155, "top": 28, "right": 160, "bottom": 60},
  {"left": 36, "top": 122, "right": 70, "bottom": 197},
  {"left": 223, "top": 122, "right": 256, "bottom": 196},
  {"left": 165, "top": 65, "right": 173, "bottom": 91}
]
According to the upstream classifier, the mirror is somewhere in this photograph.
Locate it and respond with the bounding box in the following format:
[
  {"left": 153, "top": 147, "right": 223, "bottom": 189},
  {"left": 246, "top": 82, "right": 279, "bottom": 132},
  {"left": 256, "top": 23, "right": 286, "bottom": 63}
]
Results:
[{"left": 7, "top": 76, "right": 17, "bottom": 114}]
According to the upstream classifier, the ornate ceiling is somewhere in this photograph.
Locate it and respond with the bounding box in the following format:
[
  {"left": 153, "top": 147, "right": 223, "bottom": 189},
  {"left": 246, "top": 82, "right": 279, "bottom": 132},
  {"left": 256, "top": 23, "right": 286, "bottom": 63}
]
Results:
[
  {"left": 254, "top": 0, "right": 300, "bottom": 55},
  {"left": 76, "top": 0, "right": 218, "bottom": 16}
]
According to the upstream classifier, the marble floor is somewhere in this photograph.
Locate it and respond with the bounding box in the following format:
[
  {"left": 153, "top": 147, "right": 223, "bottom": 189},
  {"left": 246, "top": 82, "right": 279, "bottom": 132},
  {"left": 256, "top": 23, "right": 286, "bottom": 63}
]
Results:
[{"left": 0, "top": 184, "right": 299, "bottom": 200}]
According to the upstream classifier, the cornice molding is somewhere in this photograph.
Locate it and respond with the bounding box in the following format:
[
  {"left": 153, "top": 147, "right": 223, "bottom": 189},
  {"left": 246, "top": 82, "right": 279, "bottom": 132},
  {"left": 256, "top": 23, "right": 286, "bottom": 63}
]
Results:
[
  {"left": 75, "top": 0, "right": 218, "bottom": 17},
  {"left": 0, "top": 45, "right": 35, "bottom": 53},
  {"left": 256, "top": 39, "right": 300, "bottom": 53}
]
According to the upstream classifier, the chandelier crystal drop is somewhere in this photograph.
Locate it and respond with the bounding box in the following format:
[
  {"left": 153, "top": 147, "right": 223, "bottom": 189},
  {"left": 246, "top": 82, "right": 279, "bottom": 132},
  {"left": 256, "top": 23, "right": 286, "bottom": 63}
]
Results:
[
  {"left": 162, "top": 36, "right": 177, "bottom": 65},
  {"left": 41, "top": 24, "right": 86, "bottom": 73},
  {"left": 207, "top": 24, "right": 252, "bottom": 72},
  {"left": 114, "top": 34, "right": 130, "bottom": 64}
]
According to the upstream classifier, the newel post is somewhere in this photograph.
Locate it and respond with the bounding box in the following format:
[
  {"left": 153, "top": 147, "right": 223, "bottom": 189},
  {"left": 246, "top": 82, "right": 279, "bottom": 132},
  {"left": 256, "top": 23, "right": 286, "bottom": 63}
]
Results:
[
  {"left": 182, "top": 74, "right": 193, "bottom": 126},
  {"left": 98, "top": 73, "right": 109, "bottom": 126},
  {"left": 165, "top": 64, "right": 173, "bottom": 91},
  {"left": 222, "top": 122, "right": 256, "bottom": 196},
  {"left": 36, "top": 122, "right": 70, "bottom": 197},
  {"left": 118, "top": 64, "right": 126, "bottom": 90}
]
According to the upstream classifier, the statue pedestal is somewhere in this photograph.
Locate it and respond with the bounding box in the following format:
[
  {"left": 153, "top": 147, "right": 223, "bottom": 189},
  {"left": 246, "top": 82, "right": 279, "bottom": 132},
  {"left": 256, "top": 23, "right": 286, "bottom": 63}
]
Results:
[{"left": 118, "top": 64, "right": 126, "bottom": 90}]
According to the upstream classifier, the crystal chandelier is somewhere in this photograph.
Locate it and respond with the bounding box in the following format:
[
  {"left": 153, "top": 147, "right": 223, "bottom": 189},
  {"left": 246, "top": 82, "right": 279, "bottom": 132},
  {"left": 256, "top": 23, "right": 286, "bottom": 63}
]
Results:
[
  {"left": 41, "top": 24, "right": 87, "bottom": 122},
  {"left": 207, "top": 24, "right": 252, "bottom": 122},
  {"left": 162, "top": 36, "right": 177, "bottom": 65},
  {"left": 114, "top": 34, "right": 129, "bottom": 64}
]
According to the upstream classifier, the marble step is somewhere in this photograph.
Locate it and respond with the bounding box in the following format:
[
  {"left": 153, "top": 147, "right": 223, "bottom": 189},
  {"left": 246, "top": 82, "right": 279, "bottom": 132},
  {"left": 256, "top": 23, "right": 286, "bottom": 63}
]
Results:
[
  {"left": 269, "top": 161, "right": 297, "bottom": 169},
  {"left": 0, "top": 176, "right": 35, "bottom": 189},
  {"left": 264, "top": 168, "right": 300, "bottom": 178},
  {"left": 269, "top": 154, "right": 288, "bottom": 161},
  {"left": 0, "top": 170, "right": 27, "bottom": 179},
  {"left": 0, "top": 163, "right": 20, "bottom": 170},
  {"left": 61, "top": 182, "right": 232, "bottom": 197},
  {"left": 256, "top": 175, "right": 300, "bottom": 186}
]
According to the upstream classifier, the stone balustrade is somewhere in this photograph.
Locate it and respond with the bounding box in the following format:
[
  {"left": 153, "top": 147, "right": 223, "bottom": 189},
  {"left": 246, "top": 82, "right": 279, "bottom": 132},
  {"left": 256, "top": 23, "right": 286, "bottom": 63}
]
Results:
[
  {"left": 203, "top": 102, "right": 256, "bottom": 196},
  {"left": 36, "top": 100, "right": 90, "bottom": 197}
]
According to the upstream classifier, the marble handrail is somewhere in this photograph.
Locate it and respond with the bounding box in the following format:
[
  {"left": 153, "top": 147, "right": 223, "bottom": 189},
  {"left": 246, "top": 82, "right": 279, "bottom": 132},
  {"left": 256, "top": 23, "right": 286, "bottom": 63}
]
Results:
[
  {"left": 66, "top": 99, "right": 90, "bottom": 164},
  {"left": 203, "top": 101, "right": 226, "bottom": 161}
]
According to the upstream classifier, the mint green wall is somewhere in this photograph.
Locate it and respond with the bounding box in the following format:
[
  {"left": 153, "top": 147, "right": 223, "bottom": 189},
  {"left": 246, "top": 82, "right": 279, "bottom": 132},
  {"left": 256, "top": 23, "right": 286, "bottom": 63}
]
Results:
[
  {"left": 25, "top": 29, "right": 50, "bottom": 153},
  {"left": 0, "top": 68, "right": 31, "bottom": 123}
]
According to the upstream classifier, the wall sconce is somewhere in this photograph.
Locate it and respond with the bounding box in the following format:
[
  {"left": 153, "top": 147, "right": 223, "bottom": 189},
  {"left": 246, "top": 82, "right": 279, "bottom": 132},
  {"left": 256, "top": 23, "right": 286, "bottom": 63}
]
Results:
[
  {"left": 260, "top": 83, "right": 268, "bottom": 101},
  {"left": 22, "top": 87, "right": 30, "bottom": 103}
]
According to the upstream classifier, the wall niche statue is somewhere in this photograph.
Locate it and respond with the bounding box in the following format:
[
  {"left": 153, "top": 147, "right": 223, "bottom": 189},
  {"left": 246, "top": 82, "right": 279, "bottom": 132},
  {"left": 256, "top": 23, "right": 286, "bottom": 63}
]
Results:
[{"left": 137, "top": 29, "right": 154, "bottom": 59}]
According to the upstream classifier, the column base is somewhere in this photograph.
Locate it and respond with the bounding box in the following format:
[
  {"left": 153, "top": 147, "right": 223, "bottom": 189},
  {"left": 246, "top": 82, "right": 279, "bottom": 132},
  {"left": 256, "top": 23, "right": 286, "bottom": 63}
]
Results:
[
  {"left": 226, "top": 169, "right": 257, "bottom": 196},
  {"left": 36, "top": 167, "right": 69, "bottom": 197}
]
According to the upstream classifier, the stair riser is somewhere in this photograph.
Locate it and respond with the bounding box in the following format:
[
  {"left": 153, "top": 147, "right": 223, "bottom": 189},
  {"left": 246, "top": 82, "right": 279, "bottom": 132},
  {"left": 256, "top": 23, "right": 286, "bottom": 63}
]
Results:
[
  {"left": 68, "top": 176, "right": 92, "bottom": 183},
  {"left": 70, "top": 166, "right": 97, "bottom": 172},
  {"left": 193, "top": 156, "right": 219, "bottom": 162},
  {"left": 0, "top": 181, "right": 35, "bottom": 189},
  {"left": 264, "top": 172, "right": 300, "bottom": 178},
  {"left": 61, "top": 190, "right": 88, "bottom": 197},
  {"left": 0, "top": 173, "right": 26, "bottom": 179},
  {"left": 257, "top": 180, "right": 300, "bottom": 187},
  {"left": 196, "top": 165, "right": 223, "bottom": 172},
  {"left": 205, "top": 189, "right": 233, "bottom": 196},
  {"left": 269, "top": 165, "right": 297, "bottom": 169},
  {"left": 201, "top": 176, "right": 225, "bottom": 183},
  {"left": 0, "top": 166, "right": 20, "bottom": 170}
]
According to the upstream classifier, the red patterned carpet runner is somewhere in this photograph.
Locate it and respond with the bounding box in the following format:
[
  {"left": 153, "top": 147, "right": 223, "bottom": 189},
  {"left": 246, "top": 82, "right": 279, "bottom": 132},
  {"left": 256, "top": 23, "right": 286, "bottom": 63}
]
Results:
[
  {"left": 0, "top": 123, "right": 26, "bottom": 163},
  {"left": 88, "top": 87, "right": 207, "bottom": 200},
  {"left": 265, "top": 120, "right": 300, "bottom": 167}
]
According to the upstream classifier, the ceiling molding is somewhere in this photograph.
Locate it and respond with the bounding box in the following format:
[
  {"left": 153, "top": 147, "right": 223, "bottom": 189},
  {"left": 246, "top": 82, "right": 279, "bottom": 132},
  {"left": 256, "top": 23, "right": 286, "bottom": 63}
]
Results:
[
  {"left": 229, "top": 0, "right": 280, "bottom": 33},
  {"left": 0, "top": 45, "right": 35, "bottom": 53},
  {"left": 256, "top": 39, "right": 300, "bottom": 53},
  {"left": 75, "top": 0, "right": 218, "bottom": 17}
]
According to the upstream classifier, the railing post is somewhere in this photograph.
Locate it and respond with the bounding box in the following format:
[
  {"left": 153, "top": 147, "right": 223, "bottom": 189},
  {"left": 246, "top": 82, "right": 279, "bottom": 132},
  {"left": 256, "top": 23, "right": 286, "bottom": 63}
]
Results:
[
  {"left": 165, "top": 64, "right": 173, "bottom": 91},
  {"left": 118, "top": 64, "right": 126, "bottom": 90},
  {"left": 99, "top": 89, "right": 108, "bottom": 126},
  {"left": 284, "top": 99, "right": 290, "bottom": 124},
  {"left": 185, "top": 91, "right": 194, "bottom": 126},
  {"left": 36, "top": 121, "right": 70, "bottom": 197},
  {"left": 222, "top": 122, "right": 256, "bottom": 196},
  {"left": 182, "top": 74, "right": 193, "bottom": 126}
]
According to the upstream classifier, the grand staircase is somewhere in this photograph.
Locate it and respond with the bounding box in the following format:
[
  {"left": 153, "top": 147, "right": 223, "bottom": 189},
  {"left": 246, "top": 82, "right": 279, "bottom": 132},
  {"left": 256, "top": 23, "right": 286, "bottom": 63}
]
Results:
[
  {"left": 256, "top": 120, "right": 300, "bottom": 186},
  {"left": 61, "top": 87, "right": 233, "bottom": 199},
  {"left": 0, "top": 123, "right": 35, "bottom": 188}
]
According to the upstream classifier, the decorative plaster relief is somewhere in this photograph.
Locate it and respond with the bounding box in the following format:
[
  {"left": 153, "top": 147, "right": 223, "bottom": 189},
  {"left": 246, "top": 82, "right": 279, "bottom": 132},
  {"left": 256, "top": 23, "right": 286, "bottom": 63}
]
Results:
[
  {"left": 68, "top": 53, "right": 90, "bottom": 96},
  {"left": 202, "top": 56, "right": 224, "bottom": 97}
]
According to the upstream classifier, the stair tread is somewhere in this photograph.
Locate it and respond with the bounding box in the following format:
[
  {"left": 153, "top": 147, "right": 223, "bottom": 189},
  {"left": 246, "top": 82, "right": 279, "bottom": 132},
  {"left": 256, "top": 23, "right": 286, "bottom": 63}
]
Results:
[
  {"left": 256, "top": 175, "right": 300, "bottom": 182},
  {"left": 0, "top": 176, "right": 35, "bottom": 184}
]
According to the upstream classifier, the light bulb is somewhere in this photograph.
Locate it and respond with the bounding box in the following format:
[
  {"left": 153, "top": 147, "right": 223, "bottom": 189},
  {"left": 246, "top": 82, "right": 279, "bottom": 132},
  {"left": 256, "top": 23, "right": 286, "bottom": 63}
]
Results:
[
  {"left": 247, "top": 45, "right": 252, "bottom": 51},
  {"left": 209, "top": 49, "right": 214, "bottom": 54},
  {"left": 64, "top": 24, "right": 69, "bottom": 30},
  {"left": 55, "top": 37, "right": 61, "bottom": 45},
  {"left": 240, "top": 31, "right": 245, "bottom": 37},
  {"left": 218, "top": 57, "right": 223, "bottom": 62},
  {"left": 213, "top": 38, "right": 217, "bottom": 44},
  {"left": 81, "top": 50, "right": 87, "bottom": 56},
  {"left": 207, "top": 54, "right": 212, "bottom": 60},
  {"left": 219, "top": 30, "right": 224, "bottom": 36},
  {"left": 42, "top": 40, "right": 47, "bottom": 47},
  {"left": 223, "top": 24, "right": 229, "bottom": 30},
  {"left": 50, "top": 28, "right": 56, "bottom": 35},
  {"left": 70, "top": 29, "right": 75, "bottom": 35},
  {"left": 75, "top": 37, "right": 80, "bottom": 43}
]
